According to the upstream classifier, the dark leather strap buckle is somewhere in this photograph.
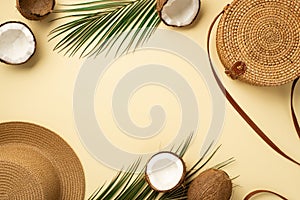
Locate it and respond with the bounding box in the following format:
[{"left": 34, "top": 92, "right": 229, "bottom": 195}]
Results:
[{"left": 225, "top": 61, "right": 247, "bottom": 80}]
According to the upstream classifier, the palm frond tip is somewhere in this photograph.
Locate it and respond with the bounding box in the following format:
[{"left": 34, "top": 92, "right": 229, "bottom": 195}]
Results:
[{"left": 49, "top": 0, "right": 161, "bottom": 57}]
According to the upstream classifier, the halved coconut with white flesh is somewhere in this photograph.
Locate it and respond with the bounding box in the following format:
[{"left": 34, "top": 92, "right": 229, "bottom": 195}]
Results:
[
  {"left": 157, "top": 0, "right": 200, "bottom": 27},
  {"left": 0, "top": 21, "right": 36, "bottom": 65},
  {"left": 145, "top": 151, "right": 186, "bottom": 192},
  {"left": 16, "top": 0, "right": 55, "bottom": 20}
]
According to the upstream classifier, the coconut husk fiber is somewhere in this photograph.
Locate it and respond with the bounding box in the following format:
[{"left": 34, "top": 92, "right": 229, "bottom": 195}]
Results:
[{"left": 187, "top": 169, "right": 232, "bottom": 200}]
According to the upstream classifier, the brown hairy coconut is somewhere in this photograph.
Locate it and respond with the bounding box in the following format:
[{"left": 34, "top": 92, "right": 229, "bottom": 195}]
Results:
[
  {"left": 16, "top": 0, "right": 55, "bottom": 20},
  {"left": 187, "top": 168, "right": 232, "bottom": 200},
  {"left": 0, "top": 21, "right": 36, "bottom": 65},
  {"left": 156, "top": 0, "right": 200, "bottom": 27},
  {"left": 145, "top": 151, "right": 186, "bottom": 192}
]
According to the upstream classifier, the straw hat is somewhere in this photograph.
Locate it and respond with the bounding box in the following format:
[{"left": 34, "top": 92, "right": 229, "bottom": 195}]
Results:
[
  {"left": 216, "top": 0, "right": 300, "bottom": 86},
  {"left": 0, "top": 121, "right": 85, "bottom": 199}
]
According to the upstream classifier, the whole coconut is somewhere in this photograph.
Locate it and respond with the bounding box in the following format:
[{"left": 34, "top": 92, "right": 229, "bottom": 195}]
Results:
[{"left": 187, "top": 168, "right": 232, "bottom": 200}]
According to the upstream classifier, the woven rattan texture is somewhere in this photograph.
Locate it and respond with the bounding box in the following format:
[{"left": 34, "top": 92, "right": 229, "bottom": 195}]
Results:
[
  {"left": 0, "top": 122, "right": 85, "bottom": 200},
  {"left": 216, "top": 0, "right": 300, "bottom": 86}
]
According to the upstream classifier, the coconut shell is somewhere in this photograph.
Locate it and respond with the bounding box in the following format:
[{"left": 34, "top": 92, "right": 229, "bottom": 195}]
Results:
[
  {"left": 156, "top": 0, "right": 170, "bottom": 26},
  {"left": 16, "top": 0, "right": 55, "bottom": 20},
  {"left": 145, "top": 151, "right": 186, "bottom": 192},
  {"left": 0, "top": 21, "right": 36, "bottom": 65},
  {"left": 156, "top": 0, "right": 200, "bottom": 27},
  {"left": 187, "top": 168, "right": 232, "bottom": 200},
  {"left": 156, "top": 0, "right": 167, "bottom": 12}
]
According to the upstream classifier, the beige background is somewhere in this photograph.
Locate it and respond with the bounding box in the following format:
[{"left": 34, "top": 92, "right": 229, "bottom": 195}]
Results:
[{"left": 1, "top": 0, "right": 300, "bottom": 199}]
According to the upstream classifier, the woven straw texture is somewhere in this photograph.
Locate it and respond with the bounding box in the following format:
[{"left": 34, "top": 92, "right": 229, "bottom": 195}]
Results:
[
  {"left": 216, "top": 0, "right": 300, "bottom": 86},
  {"left": 0, "top": 122, "right": 85, "bottom": 200}
]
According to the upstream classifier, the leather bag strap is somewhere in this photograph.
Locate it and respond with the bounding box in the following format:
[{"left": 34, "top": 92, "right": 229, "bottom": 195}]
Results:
[
  {"left": 243, "top": 189, "right": 287, "bottom": 200},
  {"left": 291, "top": 77, "right": 300, "bottom": 138}
]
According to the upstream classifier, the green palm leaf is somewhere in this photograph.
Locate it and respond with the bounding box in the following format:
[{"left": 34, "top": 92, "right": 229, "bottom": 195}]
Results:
[
  {"left": 89, "top": 135, "right": 234, "bottom": 200},
  {"left": 49, "top": 0, "right": 161, "bottom": 57}
]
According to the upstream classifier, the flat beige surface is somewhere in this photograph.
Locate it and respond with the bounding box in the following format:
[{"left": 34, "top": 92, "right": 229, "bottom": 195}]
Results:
[{"left": 0, "top": 0, "right": 299, "bottom": 199}]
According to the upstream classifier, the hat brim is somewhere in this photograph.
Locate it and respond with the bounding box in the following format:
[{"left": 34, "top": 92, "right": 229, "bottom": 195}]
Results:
[{"left": 0, "top": 121, "right": 85, "bottom": 199}]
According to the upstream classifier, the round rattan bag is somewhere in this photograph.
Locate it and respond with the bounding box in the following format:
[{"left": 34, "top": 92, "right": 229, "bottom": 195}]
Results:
[{"left": 216, "top": 0, "right": 300, "bottom": 86}]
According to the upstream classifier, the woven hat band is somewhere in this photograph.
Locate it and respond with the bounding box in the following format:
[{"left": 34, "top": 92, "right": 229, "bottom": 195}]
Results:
[{"left": 0, "top": 144, "right": 60, "bottom": 199}]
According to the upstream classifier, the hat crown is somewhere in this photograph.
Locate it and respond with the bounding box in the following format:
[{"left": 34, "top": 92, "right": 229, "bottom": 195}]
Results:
[{"left": 0, "top": 144, "right": 61, "bottom": 199}]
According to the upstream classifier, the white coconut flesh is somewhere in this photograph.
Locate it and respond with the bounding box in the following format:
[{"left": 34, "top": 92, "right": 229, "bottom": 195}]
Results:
[
  {"left": 145, "top": 152, "right": 185, "bottom": 191},
  {"left": 0, "top": 22, "right": 35, "bottom": 64},
  {"left": 161, "top": 0, "right": 199, "bottom": 26}
]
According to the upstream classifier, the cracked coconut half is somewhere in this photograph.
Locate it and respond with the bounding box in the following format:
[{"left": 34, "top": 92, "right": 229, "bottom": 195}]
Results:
[
  {"left": 145, "top": 151, "right": 186, "bottom": 192},
  {"left": 157, "top": 0, "right": 200, "bottom": 27},
  {"left": 16, "top": 0, "right": 55, "bottom": 20},
  {"left": 0, "top": 22, "right": 36, "bottom": 65}
]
